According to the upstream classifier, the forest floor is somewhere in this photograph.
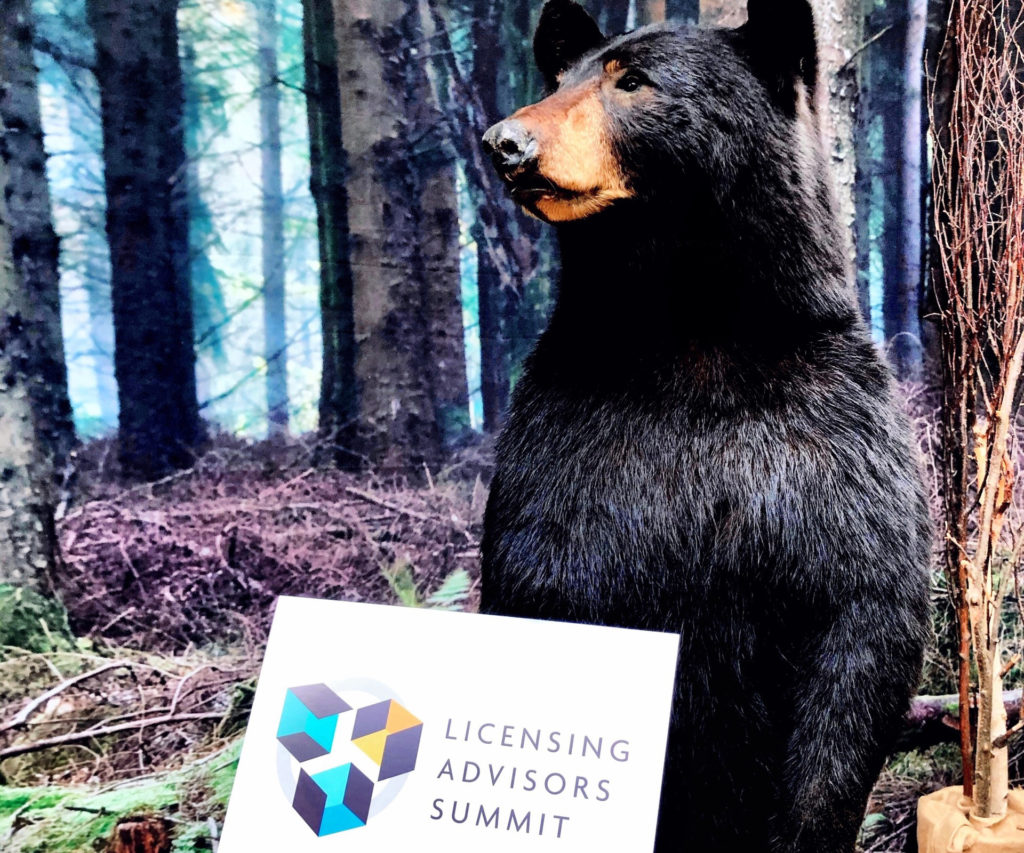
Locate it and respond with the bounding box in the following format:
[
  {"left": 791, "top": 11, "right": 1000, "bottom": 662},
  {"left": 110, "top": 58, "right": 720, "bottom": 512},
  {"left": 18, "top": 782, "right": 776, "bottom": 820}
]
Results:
[{"left": 0, "top": 421, "right": 1012, "bottom": 852}]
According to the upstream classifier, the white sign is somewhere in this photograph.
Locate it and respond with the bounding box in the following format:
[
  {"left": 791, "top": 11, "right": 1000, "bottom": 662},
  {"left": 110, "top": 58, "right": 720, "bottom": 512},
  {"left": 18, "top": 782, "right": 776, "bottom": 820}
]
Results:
[{"left": 220, "top": 596, "right": 678, "bottom": 852}]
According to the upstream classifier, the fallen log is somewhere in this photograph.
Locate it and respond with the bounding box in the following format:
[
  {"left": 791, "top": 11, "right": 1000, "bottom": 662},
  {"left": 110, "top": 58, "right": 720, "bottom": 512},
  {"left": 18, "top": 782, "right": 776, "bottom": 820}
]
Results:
[{"left": 897, "top": 690, "right": 1023, "bottom": 753}]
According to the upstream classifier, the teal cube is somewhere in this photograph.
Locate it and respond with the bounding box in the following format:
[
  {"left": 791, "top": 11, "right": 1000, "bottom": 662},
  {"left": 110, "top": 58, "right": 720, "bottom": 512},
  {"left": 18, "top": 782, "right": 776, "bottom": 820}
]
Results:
[
  {"left": 293, "top": 763, "right": 374, "bottom": 836},
  {"left": 277, "top": 684, "right": 351, "bottom": 762}
]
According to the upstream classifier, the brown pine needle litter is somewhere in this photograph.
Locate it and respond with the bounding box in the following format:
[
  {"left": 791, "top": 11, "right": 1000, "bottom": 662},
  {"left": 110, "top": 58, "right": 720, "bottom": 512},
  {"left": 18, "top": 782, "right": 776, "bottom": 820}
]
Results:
[{"left": 2, "top": 434, "right": 486, "bottom": 789}]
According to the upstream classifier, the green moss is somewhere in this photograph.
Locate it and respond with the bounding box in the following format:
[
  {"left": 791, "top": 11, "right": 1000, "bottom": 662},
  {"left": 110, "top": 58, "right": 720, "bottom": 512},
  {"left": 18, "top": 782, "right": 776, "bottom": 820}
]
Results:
[
  {"left": 172, "top": 822, "right": 215, "bottom": 853},
  {"left": 0, "top": 739, "right": 242, "bottom": 852},
  {"left": 0, "top": 585, "right": 74, "bottom": 654},
  {"left": 0, "top": 782, "right": 176, "bottom": 852},
  {"left": 196, "top": 742, "right": 243, "bottom": 806}
]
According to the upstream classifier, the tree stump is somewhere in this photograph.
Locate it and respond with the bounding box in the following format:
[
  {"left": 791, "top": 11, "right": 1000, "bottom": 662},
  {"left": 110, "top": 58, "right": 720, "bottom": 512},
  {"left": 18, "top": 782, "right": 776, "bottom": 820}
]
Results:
[{"left": 108, "top": 816, "right": 171, "bottom": 853}]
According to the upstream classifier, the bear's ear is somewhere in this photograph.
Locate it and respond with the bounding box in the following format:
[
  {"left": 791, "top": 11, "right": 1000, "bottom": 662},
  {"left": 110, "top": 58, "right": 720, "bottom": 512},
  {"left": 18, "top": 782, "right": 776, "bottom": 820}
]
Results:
[
  {"left": 743, "top": 0, "right": 818, "bottom": 102},
  {"left": 534, "top": 0, "right": 605, "bottom": 91}
]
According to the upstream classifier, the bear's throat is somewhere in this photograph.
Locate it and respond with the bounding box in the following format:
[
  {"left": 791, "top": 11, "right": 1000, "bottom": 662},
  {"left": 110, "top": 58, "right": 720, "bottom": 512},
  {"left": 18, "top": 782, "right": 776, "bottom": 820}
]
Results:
[{"left": 543, "top": 193, "right": 857, "bottom": 366}]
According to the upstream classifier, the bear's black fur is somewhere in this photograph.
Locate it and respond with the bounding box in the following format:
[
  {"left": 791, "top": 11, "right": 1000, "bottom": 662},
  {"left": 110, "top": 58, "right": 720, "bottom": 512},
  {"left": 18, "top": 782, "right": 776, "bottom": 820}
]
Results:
[{"left": 479, "top": 1, "right": 931, "bottom": 851}]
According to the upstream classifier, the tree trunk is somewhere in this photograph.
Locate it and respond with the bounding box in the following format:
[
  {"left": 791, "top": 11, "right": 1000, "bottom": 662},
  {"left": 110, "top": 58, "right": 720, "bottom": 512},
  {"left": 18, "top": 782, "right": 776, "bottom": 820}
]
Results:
[
  {"left": 812, "top": 0, "right": 863, "bottom": 310},
  {"left": 972, "top": 640, "right": 1009, "bottom": 818},
  {"left": 418, "top": 154, "right": 471, "bottom": 448},
  {"left": 872, "top": 1, "right": 924, "bottom": 380},
  {"left": 853, "top": 0, "right": 873, "bottom": 325},
  {"left": 470, "top": 0, "right": 511, "bottom": 430},
  {"left": 181, "top": 39, "right": 228, "bottom": 410},
  {"left": 0, "top": 112, "right": 58, "bottom": 593},
  {"left": 303, "top": 0, "right": 358, "bottom": 466},
  {"left": 699, "top": 0, "right": 746, "bottom": 28},
  {"left": 43, "top": 31, "right": 118, "bottom": 431},
  {"left": 332, "top": 0, "right": 468, "bottom": 471},
  {"left": 588, "top": 1, "right": 631, "bottom": 35},
  {"left": 86, "top": 0, "right": 202, "bottom": 480},
  {"left": 108, "top": 817, "right": 171, "bottom": 853},
  {"left": 415, "top": 0, "right": 471, "bottom": 449},
  {"left": 503, "top": 0, "right": 542, "bottom": 113},
  {"left": 665, "top": 0, "right": 699, "bottom": 21},
  {"left": 921, "top": 0, "right": 953, "bottom": 383},
  {"left": 638, "top": 0, "right": 667, "bottom": 23},
  {"left": 902, "top": 0, "right": 927, "bottom": 377},
  {"left": 501, "top": 1, "right": 557, "bottom": 392},
  {"left": 84, "top": 249, "right": 118, "bottom": 428},
  {"left": 705, "top": 1, "right": 865, "bottom": 316},
  {"left": 256, "top": 0, "right": 289, "bottom": 438},
  {"left": 639, "top": 0, "right": 700, "bottom": 24},
  {"left": 897, "top": 690, "right": 1021, "bottom": 753},
  {"left": 477, "top": 240, "right": 508, "bottom": 432},
  {"left": 0, "top": 0, "right": 75, "bottom": 471}
]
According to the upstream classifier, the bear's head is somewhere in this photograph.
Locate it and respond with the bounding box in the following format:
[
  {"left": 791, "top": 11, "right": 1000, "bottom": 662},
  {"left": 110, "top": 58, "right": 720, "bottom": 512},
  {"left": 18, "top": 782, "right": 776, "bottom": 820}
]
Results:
[{"left": 482, "top": 0, "right": 823, "bottom": 225}]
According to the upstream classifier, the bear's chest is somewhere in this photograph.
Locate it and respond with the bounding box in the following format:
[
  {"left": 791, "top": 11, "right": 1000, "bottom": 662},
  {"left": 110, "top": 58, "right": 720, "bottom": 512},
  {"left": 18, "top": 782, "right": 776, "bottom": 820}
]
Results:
[{"left": 483, "top": 377, "right": 794, "bottom": 628}]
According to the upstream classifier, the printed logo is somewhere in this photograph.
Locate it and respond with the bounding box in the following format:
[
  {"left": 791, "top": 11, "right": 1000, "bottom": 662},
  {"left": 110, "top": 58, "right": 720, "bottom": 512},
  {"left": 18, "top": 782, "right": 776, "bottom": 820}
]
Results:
[{"left": 276, "top": 683, "right": 423, "bottom": 837}]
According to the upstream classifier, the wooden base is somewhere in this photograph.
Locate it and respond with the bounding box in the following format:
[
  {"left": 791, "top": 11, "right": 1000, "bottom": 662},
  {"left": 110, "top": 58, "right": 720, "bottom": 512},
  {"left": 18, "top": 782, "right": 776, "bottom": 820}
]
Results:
[{"left": 918, "top": 787, "right": 1024, "bottom": 852}]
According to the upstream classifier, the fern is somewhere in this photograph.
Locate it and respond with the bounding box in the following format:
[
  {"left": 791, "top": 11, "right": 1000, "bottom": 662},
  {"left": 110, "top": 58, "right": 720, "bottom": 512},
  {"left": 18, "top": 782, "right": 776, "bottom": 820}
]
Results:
[
  {"left": 383, "top": 564, "right": 472, "bottom": 611},
  {"left": 425, "top": 569, "right": 471, "bottom": 611}
]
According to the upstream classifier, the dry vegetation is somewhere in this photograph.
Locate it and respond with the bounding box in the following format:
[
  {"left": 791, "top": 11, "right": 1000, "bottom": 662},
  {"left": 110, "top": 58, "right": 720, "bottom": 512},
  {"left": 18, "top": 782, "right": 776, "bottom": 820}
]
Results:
[{"left": 57, "top": 434, "right": 485, "bottom": 653}]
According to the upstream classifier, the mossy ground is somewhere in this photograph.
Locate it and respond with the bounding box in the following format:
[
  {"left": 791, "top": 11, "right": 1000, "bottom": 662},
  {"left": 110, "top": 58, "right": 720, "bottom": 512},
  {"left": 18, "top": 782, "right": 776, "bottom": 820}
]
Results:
[
  {"left": 0, "top": 586, "right": 74, "bottom": 654},
  {"left": 0, "top": 739, "right": 240, "bottom": 852}
]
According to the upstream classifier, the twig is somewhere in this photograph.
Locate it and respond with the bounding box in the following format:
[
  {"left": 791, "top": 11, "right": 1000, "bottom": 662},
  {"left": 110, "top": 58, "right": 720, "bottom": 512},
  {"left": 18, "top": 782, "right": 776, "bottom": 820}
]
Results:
[
  {"left": 343, "top": 487, "right": 432, "bottom": 522},
  {"left": 62, "top": 805, "right": 110, "bottom": 815},
  {"left": 119, "top": 540, "right": 147, "bottom": 593},
  {"left": 1001, "top": 653, "right": 1021, "bottom": 678},
  {"left": 839, "top": 25, "right": 893, "bottom": 71},
  {"left": 0, "top": 661, "right": 130, "bottom": 735},
  {"left": 169, "top": 665, "right": 211, "bottom": 716},
  {"left": 62, "top": 466, "right": 198, "bottom": 522},
  {"left": 0, "top": 712, "right": 225, "bottom": 761},
  {"left": 1, "top": 792, "right": 45, "bottom": 846},
  {"left": 992, "top": 717, "right": 1024, "bottom": 749}
]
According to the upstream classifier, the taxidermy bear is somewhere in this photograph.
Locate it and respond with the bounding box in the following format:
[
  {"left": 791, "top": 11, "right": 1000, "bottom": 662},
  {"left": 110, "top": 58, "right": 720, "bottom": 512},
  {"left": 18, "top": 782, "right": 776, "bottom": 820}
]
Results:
[{"left": 479, "top": 1, "right": 931, "bottom": 850}]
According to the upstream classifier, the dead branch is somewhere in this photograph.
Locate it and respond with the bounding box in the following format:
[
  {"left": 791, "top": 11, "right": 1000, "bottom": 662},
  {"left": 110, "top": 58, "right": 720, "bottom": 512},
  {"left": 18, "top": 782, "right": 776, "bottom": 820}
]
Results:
[
  {"left": 897, "top": 690, "right": 1023, "bottom": 752},
  {"left": 0, "top": 712, "right": 225, "bottom": 762},
  {"left": 0, "top": 661, "right": 131, "bottom": 735},
  {"left": 343, "top": 486, "right": 432, "bottom": 522}
]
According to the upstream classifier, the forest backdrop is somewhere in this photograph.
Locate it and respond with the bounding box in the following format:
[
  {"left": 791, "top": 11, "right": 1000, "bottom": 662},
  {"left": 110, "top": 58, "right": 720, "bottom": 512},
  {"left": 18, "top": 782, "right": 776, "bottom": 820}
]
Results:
[{"left": 2, "top": 0, "right": 940, "bottom": 481}]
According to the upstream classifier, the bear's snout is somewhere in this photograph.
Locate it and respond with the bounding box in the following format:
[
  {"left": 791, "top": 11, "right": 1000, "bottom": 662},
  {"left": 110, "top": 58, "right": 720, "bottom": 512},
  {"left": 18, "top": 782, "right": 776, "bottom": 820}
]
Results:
[{"left": 482, "top": 119, "right": 539, "bottom": 177}]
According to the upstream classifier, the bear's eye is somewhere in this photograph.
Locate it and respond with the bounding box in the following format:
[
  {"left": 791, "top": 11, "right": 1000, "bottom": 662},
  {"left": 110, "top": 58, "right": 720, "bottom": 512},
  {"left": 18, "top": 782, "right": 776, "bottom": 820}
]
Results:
[{"left": 616, "top": 71, "right": 646, "bottom": 93}]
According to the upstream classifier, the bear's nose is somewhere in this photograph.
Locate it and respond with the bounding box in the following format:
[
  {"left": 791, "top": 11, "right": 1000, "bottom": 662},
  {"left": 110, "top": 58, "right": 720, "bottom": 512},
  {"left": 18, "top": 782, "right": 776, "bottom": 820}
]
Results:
[{"left": 482, "top": 120, "right": 538, "bottom": 175}]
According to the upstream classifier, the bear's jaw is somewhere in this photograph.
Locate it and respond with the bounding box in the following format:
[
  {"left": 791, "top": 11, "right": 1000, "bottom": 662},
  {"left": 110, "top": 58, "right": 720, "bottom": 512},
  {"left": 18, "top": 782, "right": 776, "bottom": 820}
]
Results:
[
  {"left": 521, "top": 185, "right": 633, "bottom": 223},
  {"left": 503, "top": 165, "right": 631, "bottom": 222}
]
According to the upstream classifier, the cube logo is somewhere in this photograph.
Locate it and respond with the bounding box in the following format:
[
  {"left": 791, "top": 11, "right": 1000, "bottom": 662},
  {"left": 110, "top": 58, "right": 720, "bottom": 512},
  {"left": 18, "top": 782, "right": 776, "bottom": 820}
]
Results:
[{"left": 276, "top": 684, "right": 422, "bottom": 837}]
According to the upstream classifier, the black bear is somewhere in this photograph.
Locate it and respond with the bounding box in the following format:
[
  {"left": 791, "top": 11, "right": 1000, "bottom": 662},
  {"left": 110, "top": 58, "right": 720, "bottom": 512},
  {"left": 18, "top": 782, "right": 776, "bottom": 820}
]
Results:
[{"left": 478, "top": 1, "right": 931, "bottom": 851}]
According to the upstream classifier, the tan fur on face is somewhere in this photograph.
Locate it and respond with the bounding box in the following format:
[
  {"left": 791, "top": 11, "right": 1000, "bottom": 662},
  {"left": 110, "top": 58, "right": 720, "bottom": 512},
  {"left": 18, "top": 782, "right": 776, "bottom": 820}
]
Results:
[{"left": 510, "top": 81, "right": 632, "bottom": 222}]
